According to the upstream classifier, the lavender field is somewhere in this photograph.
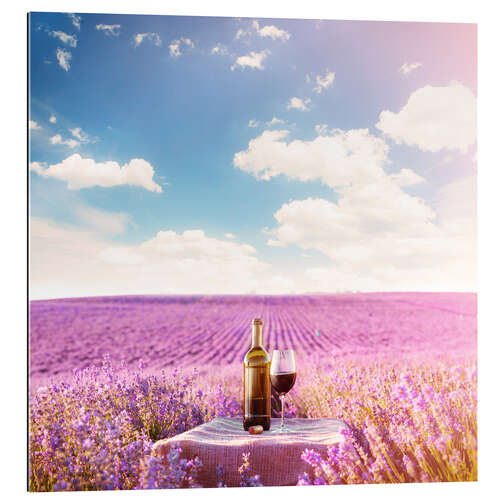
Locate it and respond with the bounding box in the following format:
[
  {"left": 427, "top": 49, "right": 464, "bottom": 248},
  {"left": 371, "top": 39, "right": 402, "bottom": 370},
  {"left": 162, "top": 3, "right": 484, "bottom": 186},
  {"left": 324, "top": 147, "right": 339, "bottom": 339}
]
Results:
[{"left": 29, "top": 293, "right": 477, "bottom": 490}]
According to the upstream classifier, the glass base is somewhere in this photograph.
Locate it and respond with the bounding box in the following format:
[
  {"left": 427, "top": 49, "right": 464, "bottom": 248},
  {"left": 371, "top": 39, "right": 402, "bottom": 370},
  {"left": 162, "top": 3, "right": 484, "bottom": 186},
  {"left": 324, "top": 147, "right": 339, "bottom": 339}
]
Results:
[{"left": 270, "top": 424, "right": 293, "bottom": 433}]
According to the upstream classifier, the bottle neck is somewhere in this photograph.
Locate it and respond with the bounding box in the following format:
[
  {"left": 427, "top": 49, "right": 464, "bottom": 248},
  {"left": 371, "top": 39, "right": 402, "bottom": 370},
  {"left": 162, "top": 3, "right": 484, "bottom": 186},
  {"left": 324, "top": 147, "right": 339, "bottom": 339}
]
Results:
[{"left": 251, "top": 323, "right": 263, "bottom": 347}]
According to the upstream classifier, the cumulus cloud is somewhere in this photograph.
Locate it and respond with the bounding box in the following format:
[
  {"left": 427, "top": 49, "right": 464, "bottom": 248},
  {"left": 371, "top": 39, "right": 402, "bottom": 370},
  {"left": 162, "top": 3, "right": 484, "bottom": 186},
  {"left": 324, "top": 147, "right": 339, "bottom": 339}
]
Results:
[
  {"left": 49, "top": 134, "right": 79, "bottom": 148},
  {"left": 69, "top": 127, "right": 95, "bottom": 143},
  {"left": 30, "top": 153, "right": 163, "bottom": 192},
  {"left": 133, "top": 32, "right": 162, "bottom": 48},
  {"left": 266, "top": 117, "right": 285, "bottom": 127},
  {"left": 56, "top": 48, "right": 72, "bottom": 71},
  {"left": 267, "top": 184, "right": 474, "bottom": 291},
  {"left": 50, "top": 30, "right": 77, "bottom": 47},
  {"left": 211, "top": 44, "right": 228, "bottom": 55},
  {"left": 389, "top": 168, "right": 425, "bottom": 187},
  {"left": 313, "top": 69, "right": 335, "bottom": 93},
  {"left": 29, "top": 120, "right": 43, "bottom": 130},
  {"left": 96, "top": 24, "right": 121, "bottom": 36},
  {"left": 399, "top": 62, "right": 422, "bottom": 75},
  {"left": 248, "top": 119, "right": 259, "bottom": 128},
  {"left": 29, "top": 162, "right": 47, "bottom": 176},
  {"left": 169, "top": 37, "right": 194, "bottom": 57},
  {"left": 315, "top": 124, "right": 328, "bottom": 135},
  {"left": 169, "top": 41, "right": 181, "bottom": 58},
  {"left": 231, "top": 50, "right": 270, "bottom": 71},
  {"left": 376, "top": 82, "right": 476, "bottom": 153},
  {"left": 287, "top": 97, "right": 311, "bottom": 111},
  {"left": 235, "top": 28, "right": 247, "bottom": 40},
  {"left": 268, "top": 187, "right": 436, "bottom": 253},
  {"left": 233, "top": 128, "right": 389, "bottom": 186},
  {"left": 234, "top": 128, "right": 476, "bottom": 291},
  {"left": 225, "top": 233, "right": 236, "bottom": 239},
  {"left": 30, "top": 220, "right": 294, "bottom": 298},
  {"left": 302, "top": 174, "right": 476, "bottom": 293},
  {"left": 68, "top": 13, "right": 82, "bottom": 30},
  {"left": 252, "top": 20, "right": 291, "bottom": 40},
  {"left": 49, "top": 115, "right": 57, "bottom": 123}
]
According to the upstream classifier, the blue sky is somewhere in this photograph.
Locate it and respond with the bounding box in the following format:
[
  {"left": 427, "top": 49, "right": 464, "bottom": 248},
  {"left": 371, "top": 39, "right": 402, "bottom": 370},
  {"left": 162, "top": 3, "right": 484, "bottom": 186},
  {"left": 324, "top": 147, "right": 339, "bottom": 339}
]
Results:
[{"left": 28, "top": 13, "right": 477, "bottom": 298}]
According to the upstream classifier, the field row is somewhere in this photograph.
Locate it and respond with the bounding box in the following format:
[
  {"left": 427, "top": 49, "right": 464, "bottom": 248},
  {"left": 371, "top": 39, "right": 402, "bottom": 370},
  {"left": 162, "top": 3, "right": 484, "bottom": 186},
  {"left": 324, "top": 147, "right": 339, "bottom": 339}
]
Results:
[{"left": 29, "top": 293, "right": 477, "bottom": 384}]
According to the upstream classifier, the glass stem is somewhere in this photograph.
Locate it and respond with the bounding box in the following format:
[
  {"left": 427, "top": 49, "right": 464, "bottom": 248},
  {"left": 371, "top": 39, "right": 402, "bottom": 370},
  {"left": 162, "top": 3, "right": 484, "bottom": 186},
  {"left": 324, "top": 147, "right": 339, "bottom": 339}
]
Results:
[{"left": 280, "top": 394, "right": 285, "bottom": 430}]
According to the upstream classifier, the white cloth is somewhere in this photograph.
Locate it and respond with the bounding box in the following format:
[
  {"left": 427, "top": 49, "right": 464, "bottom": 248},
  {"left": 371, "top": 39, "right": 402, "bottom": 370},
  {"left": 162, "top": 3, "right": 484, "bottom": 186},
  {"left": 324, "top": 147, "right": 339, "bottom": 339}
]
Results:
[{"left": 153, "top": 417, "right": 347, "bottom": 487}]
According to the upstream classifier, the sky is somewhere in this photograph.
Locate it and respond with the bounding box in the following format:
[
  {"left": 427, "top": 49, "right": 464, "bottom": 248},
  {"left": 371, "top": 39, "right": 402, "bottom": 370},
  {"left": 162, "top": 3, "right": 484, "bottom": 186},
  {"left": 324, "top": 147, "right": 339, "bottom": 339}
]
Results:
[{"left": 28, "top": 12, "right": 477, "bottom": 299}]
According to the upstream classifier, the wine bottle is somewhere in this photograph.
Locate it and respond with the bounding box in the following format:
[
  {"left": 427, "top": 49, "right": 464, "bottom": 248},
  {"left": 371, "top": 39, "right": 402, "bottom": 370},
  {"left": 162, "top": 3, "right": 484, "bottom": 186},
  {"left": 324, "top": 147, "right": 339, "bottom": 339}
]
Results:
[{"left": 243, "top": 318, "right": 271, "bottom": 431}]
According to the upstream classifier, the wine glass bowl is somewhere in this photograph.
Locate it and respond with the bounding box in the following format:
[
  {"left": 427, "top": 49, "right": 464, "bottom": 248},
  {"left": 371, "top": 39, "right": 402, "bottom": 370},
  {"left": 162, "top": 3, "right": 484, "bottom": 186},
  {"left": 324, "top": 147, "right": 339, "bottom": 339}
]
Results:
[{"left": 270, "top": 349, "right": 296, "bottom": 432}]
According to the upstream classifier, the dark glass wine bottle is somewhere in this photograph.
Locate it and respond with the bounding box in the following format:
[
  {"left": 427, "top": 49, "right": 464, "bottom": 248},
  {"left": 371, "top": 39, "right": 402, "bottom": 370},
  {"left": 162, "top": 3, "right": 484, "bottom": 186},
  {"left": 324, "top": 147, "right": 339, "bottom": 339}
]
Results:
[{"left": 243, "top": 318, "right": 271, "bottom": 431}]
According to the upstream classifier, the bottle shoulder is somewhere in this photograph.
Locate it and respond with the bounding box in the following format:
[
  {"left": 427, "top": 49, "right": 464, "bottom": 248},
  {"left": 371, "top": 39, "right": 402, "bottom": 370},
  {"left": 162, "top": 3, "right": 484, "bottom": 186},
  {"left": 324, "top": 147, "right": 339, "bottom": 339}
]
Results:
[{"left": 244, "top": 346, "right": 271, "bottom": 366}]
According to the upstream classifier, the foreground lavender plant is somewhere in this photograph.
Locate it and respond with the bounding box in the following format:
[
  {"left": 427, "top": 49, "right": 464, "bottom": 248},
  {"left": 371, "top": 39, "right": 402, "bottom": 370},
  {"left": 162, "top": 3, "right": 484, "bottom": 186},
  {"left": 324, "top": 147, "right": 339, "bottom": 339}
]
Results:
[
  {"left": 138, "top": 445, "right": 203, "bottom": 489},
  {"left": 238, "top": 453, "right": 264, "bottom": 487},
  {"left": 29, "top": 360, "right": 239, "bottom": 491},
  {"left": 296, "top": 360, "right": 477, "bottom": 485}
]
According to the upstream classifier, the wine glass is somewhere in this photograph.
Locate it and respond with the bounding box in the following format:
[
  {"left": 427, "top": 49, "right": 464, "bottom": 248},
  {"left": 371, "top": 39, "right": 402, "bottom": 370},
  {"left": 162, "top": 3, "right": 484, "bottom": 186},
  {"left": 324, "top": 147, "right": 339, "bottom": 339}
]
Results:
[{"left": 270, "top": 350, "right": 296, "bottom": 432}]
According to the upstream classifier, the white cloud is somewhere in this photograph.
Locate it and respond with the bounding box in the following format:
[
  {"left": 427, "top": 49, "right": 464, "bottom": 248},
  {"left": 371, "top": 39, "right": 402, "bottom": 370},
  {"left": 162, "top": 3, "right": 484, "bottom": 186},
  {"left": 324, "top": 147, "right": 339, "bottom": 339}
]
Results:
[
  {"left": 313, "top": 69, "right": 335, "bottom": 94},
  {"left": 248, "top": 119, "right": 259, "bottom": 128},
  {"left": 29, "top": 120, "right": 43, "bottom": 130},
  {"left": 29, "top": 162, "right": 47, "bottom": 176},
  {"left": 51, "top": 126, "right": 98, "bottom": 148},
  {"left": 70, "top": 128, "right": 86, "bottom": 141},
  {"left": 50, "top": 31, "right": 77, "bottom": 47},
  {"left": 225, "top": 233, "right": 236, "bottom": 239},
  {"left": 389, "top": 168, "right": 425, "bottom": 187},
  {"left": 266, "top": 117, "right": 285, "bottom": 127},
  {"left": 234, "top": 128, "right": 389, "bottom": 187},
  {"left": 315, "top": 124, "right": 328, "bottom": 135},
  {"left": 235, "top": 28, "right": 247, "bottom": 40},
  {"left": 268, "top": 183, "right": 475, "bottom": 292},
  {"left": 69, "top": 127, "right": 95, "bottom": 143},
  {"left": 49, "top": 115, "right": 57, "bottom": 124},
  {"left": 211, "top": 44, "right": 228, "bottom": 55},
  {"left": 30, "top": 153, "right": 163, "bottom": 192},
  {"left": 49, "top": 134, "right": 79, "bottom": 148},
  {"left": 268, "top": 187, "right": 436, "bottom": 253},
  {"left": 96, "top": 24, "right": 121, "bottom": 36},
  {"left": 133, "top": 32, "right": 162, "bottom": 48},
  {"left": 30, "top": 220, "right": 295, "bottom": 298},
  {"left": 169, "top": 37, "right": 194, "bottom": 57},
  {"left": 169, "top": 41, "right": 181, "bottom": 57},
  {"left": 399, "top": 62, "right": 422, "bottom": 75},
  {"left": 376, "top": 82, "right": 476, "bottom": 153},
  {"left": 68, "top": 13, "right": 82, "bottom": 30},
  {"left": 252, "top": 20, "right": 291, "bottom": 41},
  {"left": 287, "top": 97, "right": 311, "bottom": 111},
  {"left": 234, "top": 128, "right": 476, "bottom": 291},
  {"left": 56, "top": 48, "right": 72, "bottom": 71},
  {"left": 231, "top": 50, "right": 270, "bottom": 71}
]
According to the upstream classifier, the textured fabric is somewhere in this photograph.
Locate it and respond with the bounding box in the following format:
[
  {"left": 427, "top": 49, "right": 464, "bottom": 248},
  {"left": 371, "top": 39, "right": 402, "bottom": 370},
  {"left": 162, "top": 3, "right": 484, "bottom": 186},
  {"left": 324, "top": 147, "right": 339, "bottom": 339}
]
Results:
[{"left": 152, "top": 417, "right": 347, "bottom": 487}]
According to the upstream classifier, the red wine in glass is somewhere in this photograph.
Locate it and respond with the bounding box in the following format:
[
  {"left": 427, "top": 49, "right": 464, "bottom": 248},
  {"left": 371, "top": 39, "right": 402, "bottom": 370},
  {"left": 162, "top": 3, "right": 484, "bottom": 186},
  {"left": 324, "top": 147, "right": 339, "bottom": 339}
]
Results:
[{"left": 270, "top": 372, "right": 296, "bottom": 394}]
